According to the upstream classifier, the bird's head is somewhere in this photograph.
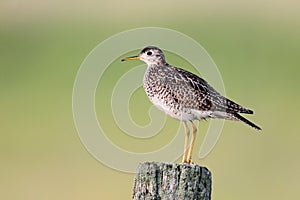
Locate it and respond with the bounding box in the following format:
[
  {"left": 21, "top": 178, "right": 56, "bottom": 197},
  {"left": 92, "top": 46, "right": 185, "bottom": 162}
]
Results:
[{"left": 121, "top": 46, "right": 166, "bottom": 66}]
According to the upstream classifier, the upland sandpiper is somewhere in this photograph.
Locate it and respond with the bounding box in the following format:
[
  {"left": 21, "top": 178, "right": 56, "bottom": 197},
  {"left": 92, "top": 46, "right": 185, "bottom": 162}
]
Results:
[{"left": 122, "top": 46, "right": 261, "bottom": 163}]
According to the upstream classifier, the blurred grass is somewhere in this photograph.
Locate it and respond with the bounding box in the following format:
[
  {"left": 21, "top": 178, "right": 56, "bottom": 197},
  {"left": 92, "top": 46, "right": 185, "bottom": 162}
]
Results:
[{"left": 1, "top": 1, "right": 300, "bottom": 199}]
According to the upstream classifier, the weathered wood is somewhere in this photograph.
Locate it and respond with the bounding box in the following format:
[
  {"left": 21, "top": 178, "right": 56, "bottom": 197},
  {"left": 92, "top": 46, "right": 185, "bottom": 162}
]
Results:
[{"left": 132, "top": 162, "right": 212, "bottom": 200}]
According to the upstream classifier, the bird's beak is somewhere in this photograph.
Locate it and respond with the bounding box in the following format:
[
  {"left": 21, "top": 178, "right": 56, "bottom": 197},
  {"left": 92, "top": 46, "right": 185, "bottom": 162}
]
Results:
[{"left": 121, "top": 55, "right": 141, "bottom": 62}]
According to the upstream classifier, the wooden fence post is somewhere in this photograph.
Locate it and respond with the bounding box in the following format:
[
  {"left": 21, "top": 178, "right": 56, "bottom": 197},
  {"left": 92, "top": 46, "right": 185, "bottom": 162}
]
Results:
[{"left": 132, "top": 162, "right": 212, "bottom": 200}]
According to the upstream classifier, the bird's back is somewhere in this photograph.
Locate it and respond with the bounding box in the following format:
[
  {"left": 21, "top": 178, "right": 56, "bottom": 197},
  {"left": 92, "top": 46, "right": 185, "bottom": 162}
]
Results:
[{"left": 143, "top": 64, "right": 253, "bottom": 121}]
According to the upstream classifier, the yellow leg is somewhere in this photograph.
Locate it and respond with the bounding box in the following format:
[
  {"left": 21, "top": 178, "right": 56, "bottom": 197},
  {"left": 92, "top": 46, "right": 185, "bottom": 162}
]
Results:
[
  {"left": 181, "top": 121, "right": 190, "bottom": 163},
  {"left": 187, "top": 121, "right": 197, "bottom": 163}
]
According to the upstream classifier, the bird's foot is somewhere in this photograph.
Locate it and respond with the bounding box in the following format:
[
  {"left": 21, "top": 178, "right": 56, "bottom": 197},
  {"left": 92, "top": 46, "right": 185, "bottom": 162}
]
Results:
[
  {"left": 187, "top": 159, "right": 194, "bottom": 164},
  {"left": 189, "top": 160, "right": 195, "bottom": 164},
  {"left": 181, "top": 159, "right": 194, "bottom": 164}
]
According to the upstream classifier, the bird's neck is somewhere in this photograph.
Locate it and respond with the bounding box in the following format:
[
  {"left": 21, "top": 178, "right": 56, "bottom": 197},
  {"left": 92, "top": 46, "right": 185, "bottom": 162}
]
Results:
[
  {"left": 147, "top": 61, "right": 168, "bottom": 69},
  {"left": 144, "top": 59, "right": 168, "bottom": 66},
  {"left": 144, "top": 62, "right": 171, "bottom": 83}
]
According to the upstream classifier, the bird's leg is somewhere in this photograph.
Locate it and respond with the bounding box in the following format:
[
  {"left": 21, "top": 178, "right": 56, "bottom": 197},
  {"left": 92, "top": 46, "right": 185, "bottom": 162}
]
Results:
[
  {"left": 187, "top": 121, "right": 197, "bottom": 163},
  {"left": 182, "top": 121, "right": 190, "bottom": 163}
]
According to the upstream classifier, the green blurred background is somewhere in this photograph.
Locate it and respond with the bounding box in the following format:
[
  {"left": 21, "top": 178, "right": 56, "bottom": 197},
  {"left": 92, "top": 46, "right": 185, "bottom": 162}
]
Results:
[{"left": 1, "top": 0, "right": 300, "bottom": 199}]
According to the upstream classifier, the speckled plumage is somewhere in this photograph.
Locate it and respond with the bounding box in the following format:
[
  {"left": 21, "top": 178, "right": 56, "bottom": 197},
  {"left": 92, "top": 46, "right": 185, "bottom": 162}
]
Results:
[
  {"left": 139, "top": 46, "right": 260, "bottom": 130},
  {"left": 122, "top": 46, "right": 261, "bottom": 163}
]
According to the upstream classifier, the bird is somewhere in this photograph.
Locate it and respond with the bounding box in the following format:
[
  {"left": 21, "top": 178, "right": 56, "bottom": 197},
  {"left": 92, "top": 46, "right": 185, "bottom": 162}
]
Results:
[{"left": 121, "top": 46, "right": 261, "bottom": 164}]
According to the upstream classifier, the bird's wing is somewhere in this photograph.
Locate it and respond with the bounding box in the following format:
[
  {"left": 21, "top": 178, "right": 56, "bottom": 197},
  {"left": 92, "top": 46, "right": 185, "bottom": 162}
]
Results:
[{"left": 171, "top": 66, "right": 253, "bottom": 114}]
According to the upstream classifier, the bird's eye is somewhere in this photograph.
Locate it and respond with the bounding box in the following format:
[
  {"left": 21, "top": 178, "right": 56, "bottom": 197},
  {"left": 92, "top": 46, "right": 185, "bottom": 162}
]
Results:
[{"left": 147, "top": 51, "right": 153, "bottom": 56}]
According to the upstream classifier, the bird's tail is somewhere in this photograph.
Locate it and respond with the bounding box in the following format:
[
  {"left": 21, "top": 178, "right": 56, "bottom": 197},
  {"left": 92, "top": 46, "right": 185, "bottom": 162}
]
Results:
[{"left": 231, "top": 113, "right": 262, "bottom": 131}]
